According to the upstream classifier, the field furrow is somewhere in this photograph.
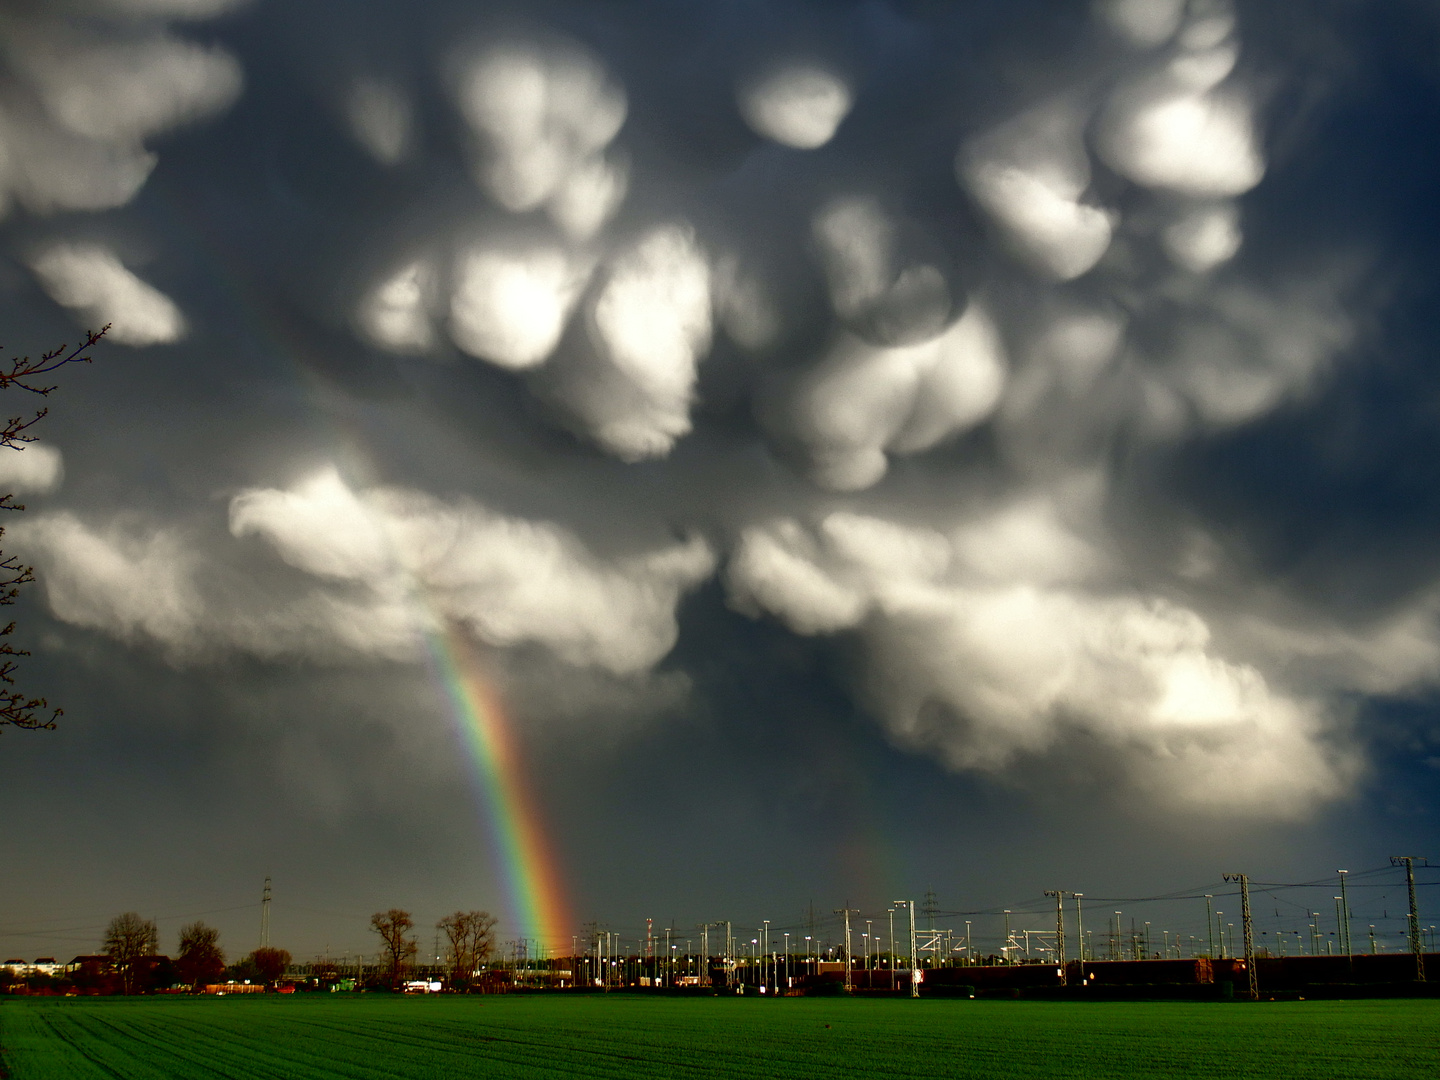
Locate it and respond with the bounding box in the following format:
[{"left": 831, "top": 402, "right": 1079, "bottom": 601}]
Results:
[{"left": 3, "top": 996, "right": 1437, "bottom": 1080}]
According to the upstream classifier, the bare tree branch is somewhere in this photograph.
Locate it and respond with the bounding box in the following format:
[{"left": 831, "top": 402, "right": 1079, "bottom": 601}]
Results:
[{"left": 0, "top": 326, "right": 104, "bottom": 731}]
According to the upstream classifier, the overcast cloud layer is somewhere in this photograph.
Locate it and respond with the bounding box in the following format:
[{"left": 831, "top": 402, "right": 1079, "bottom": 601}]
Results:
[{"left": 4, "top": 0, "right": 1440, "bottom": 956}]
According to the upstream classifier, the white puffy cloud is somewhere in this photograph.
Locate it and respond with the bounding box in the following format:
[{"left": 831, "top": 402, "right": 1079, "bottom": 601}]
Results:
[
  {"left": 737, "top": 63, "right": 853, "bottom": 149},
  {"left": 1096, "top": 78, "right": 1264, "bottom": 197},
  {"left": 345, "top": 76, "right": 413, "bottom": 166},
  {"left": 357, "top": 260, "right": 434, "bottom": 353},
  {"left": 14, "top": 513, "right": 230, "bottom": 654},
  {"left": 959, "top": 102, "right": 1116, "bottom": 281},
  {"left": 774, "top": 301, "right": 1006, "bottom": 490},
  {"left": 546, "top": 153, "right": 630, "bottom": 241},
  {"left": 15, "top": 470, "right": 715, "bottom": 677},
  {"left": 1162, "top": 201, "right": 1243, "bottom": 273},
  {"left": 590, "top": 226, "right": 712, "bottom": 408},
  {"left": 0, "top": 444, "right": 64, "bottom": 495},
  {"left": 727, "top": 508, "right": 1358, "bottom": 817},
  {"left": 450, "top": 246, "right": 591, "bottom": 370},
  {"left": 453, "top": 41, "right": 628, "bottom": 238},
  {"left": 1093, "top": 0, "right": 1186, "bottom": 48},
  {"left": 232, "top": 470, "right": 716, "bottom": 674},
  {"left": 811, "top": 197, "right": 954, "bottom": 346},
  {"left": 28, "top": 242, "right": 186, "bottom": 345},
  {"left": 540, "top": 224, "right": 712, "bottom": 461},
  {"left": 229, "top": 471, "right": 392, "bottom": 582},
  {"left": 0, "top": 9, "right": 242, "bottom": 218}
]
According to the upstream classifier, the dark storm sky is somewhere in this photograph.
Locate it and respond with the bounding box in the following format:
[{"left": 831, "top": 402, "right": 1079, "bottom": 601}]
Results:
[{"left": 2, "top": 0, "right": 1438, "bottom": 964}]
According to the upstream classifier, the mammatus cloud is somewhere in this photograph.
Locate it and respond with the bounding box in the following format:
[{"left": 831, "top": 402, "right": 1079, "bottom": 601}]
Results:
[
  {"left": 357, "top": 260, "right": 434, "bottom": 353},
  {"left": 8, "top": 0, "right": 1417, "bottom": 829},
  {"left": 737, "top": 62, "right": 853, "bottom": 150},
  {"left": 1094, "top": 3, "right": 1263, "bottom": 201},
  {"left": 345, "top": 76, "right": 414, "bottom": 166},
  {"left": 568, "top": 224, "right": 714, "bottom": 461},
  {"left": 17, "top": 470, "right": 714, "bottom": 677},
  {"left": 453, "top": 41, "right": 628, "bottom": 239},
  {"left": 959, "top": 101, "right": 1117, "bottom": 282},
  {"left": 811, "top": 196, "right": 955, "bottom": 347},
  {"left": 0, "top": 3, "right": 243, "bottom": 217},
  {"left": 1094, "top": 0, "right": 1188, "bottom": 49},
  {"left": 766, "top": 302, "right": 1006, "bottom": 491},
  {"left": 726, "top": 507, "right": 1362, "bottom": 818},
  {"left": 28, "top": 243, "right": 186, "bottom": 345},
  {"left": 449, "top": 246, "right": 591, "bottom": 370}
]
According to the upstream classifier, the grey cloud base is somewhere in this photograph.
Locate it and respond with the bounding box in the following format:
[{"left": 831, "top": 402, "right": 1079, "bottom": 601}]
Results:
[{"left": 6, "top": 0, "right": 1440, "bottom": 949}]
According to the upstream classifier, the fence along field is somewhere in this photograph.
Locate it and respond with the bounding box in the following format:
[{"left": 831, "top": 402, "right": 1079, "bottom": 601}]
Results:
[{"left": 3, "top": 995, "right": 1438, "bottom": 1079}]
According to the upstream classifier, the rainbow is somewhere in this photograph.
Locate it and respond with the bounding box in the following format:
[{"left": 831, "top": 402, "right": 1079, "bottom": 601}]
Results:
[
  {"left": 147, "top": 184, "right": 575, "bottom": 956},
  {"left": 424, "top": 623, "right": 573, "bottom": 954}
]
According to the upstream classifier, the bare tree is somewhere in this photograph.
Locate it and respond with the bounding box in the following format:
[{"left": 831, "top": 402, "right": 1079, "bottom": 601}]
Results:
[
  {"left": 176, "top": 921, "right": 225, "bottom": 989},
  {"left": 250, "top": 946, "right": 291, "bottom": 987},
  {"left": 371, "top": 909, "right": 417, "bottom": 987},
  {"left": 437, "top": 910, "right": 497, "bottom": 989},
  {"left": 466, "top": 910, "right": 496, "bottom": 978},
  {"left": 105, "top": 911, "right": 158, "bottom": 995},
  {"left": 0, "top": 328, "right": 103, "bottom": 731},
  {"left": 438, "top": 911, "right": 471, "bottom": 985}
]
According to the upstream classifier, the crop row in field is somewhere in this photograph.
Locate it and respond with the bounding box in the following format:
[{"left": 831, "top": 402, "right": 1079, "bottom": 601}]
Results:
[{"left": 3, "top": 994, "right": 1438, "bottom": 1079}]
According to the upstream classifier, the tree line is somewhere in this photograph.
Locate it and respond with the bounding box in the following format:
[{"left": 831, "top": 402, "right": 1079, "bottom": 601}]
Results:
[
  {"left": 3, "top": 907, "right": 497, "bottom": 996},
  {"left": 370, "top": 908, "right": 497, "bottom": 989}
]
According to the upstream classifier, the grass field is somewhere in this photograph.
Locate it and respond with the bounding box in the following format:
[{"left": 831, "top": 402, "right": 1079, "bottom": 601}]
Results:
[{"left": 3, "top": 994, "right": 1438, "bottom": 1079}]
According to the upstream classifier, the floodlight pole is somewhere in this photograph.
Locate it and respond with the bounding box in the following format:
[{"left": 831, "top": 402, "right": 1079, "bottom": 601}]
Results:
[
  {"left": 889, "top": 909, "right": 896, "bottom": 990},
  {"left": 1338, "top": 871, "right": 1352, "bottom": 957},
  {"left": 894, "top": 900, "right": 917, "bottom": 996}
]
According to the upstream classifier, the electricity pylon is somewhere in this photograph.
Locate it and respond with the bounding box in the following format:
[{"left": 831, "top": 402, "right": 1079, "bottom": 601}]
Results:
[
  {"left": 834, "top": 908, "right": 859, "bottom": 992},
  {"left": 1390, "top": 856, "right": 1427, "bottom": 982},
  {"left": 1223, "top": 873, "right": 1258, "bottom": 1000},
  {"left": 1043, "top": 890, "right": 1073, "bottom": 985}
]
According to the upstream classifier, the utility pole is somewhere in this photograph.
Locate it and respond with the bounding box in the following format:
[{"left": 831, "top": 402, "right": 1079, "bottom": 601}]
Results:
[
  {"left": 1338, "top": 870, "right": 1352, "bottom": 956},
  {"left": 834, "top": 909, "right": 858, "bottom": 992},
  {"left": 1390, "top": 856, "right": 1427, "bottom": 982},
  {"left": 725, "top": 922, "right": 733, "bottom": 988},
  {"left": 908, "top": 900, "right": 918, "bottom": 998},
  {"left": 1074, "top": 894, "right": 1085, "bottom": 982},
  {"left": 260, "top": 876, "right": 272, "bottom": 951},
  {"left": 1223, "top": 873, "right": 1258, "bottom": 1000},
  {"left": 763, "top": 921, "right": 770, "bottom": 991},
  {"left": 1204, "top": 895, "right": 1214, "bottom": 957},
  {"left": 889, "top": 908, "right": 896, "bottom": 990},
  {"left": 1003, "top": 911, "right": 1011, "bottom": 964},
  {"left": 1043, "top": 890, "right": 1070, "bottom": 984},
  {"left": 894, "top": 900, "right": 918, "bottom": 997}
]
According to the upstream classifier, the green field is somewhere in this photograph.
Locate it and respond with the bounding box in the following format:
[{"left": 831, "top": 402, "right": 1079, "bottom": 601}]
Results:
[{"left": 3, "top": 994, "right": 1437, "bottom": 1079}]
